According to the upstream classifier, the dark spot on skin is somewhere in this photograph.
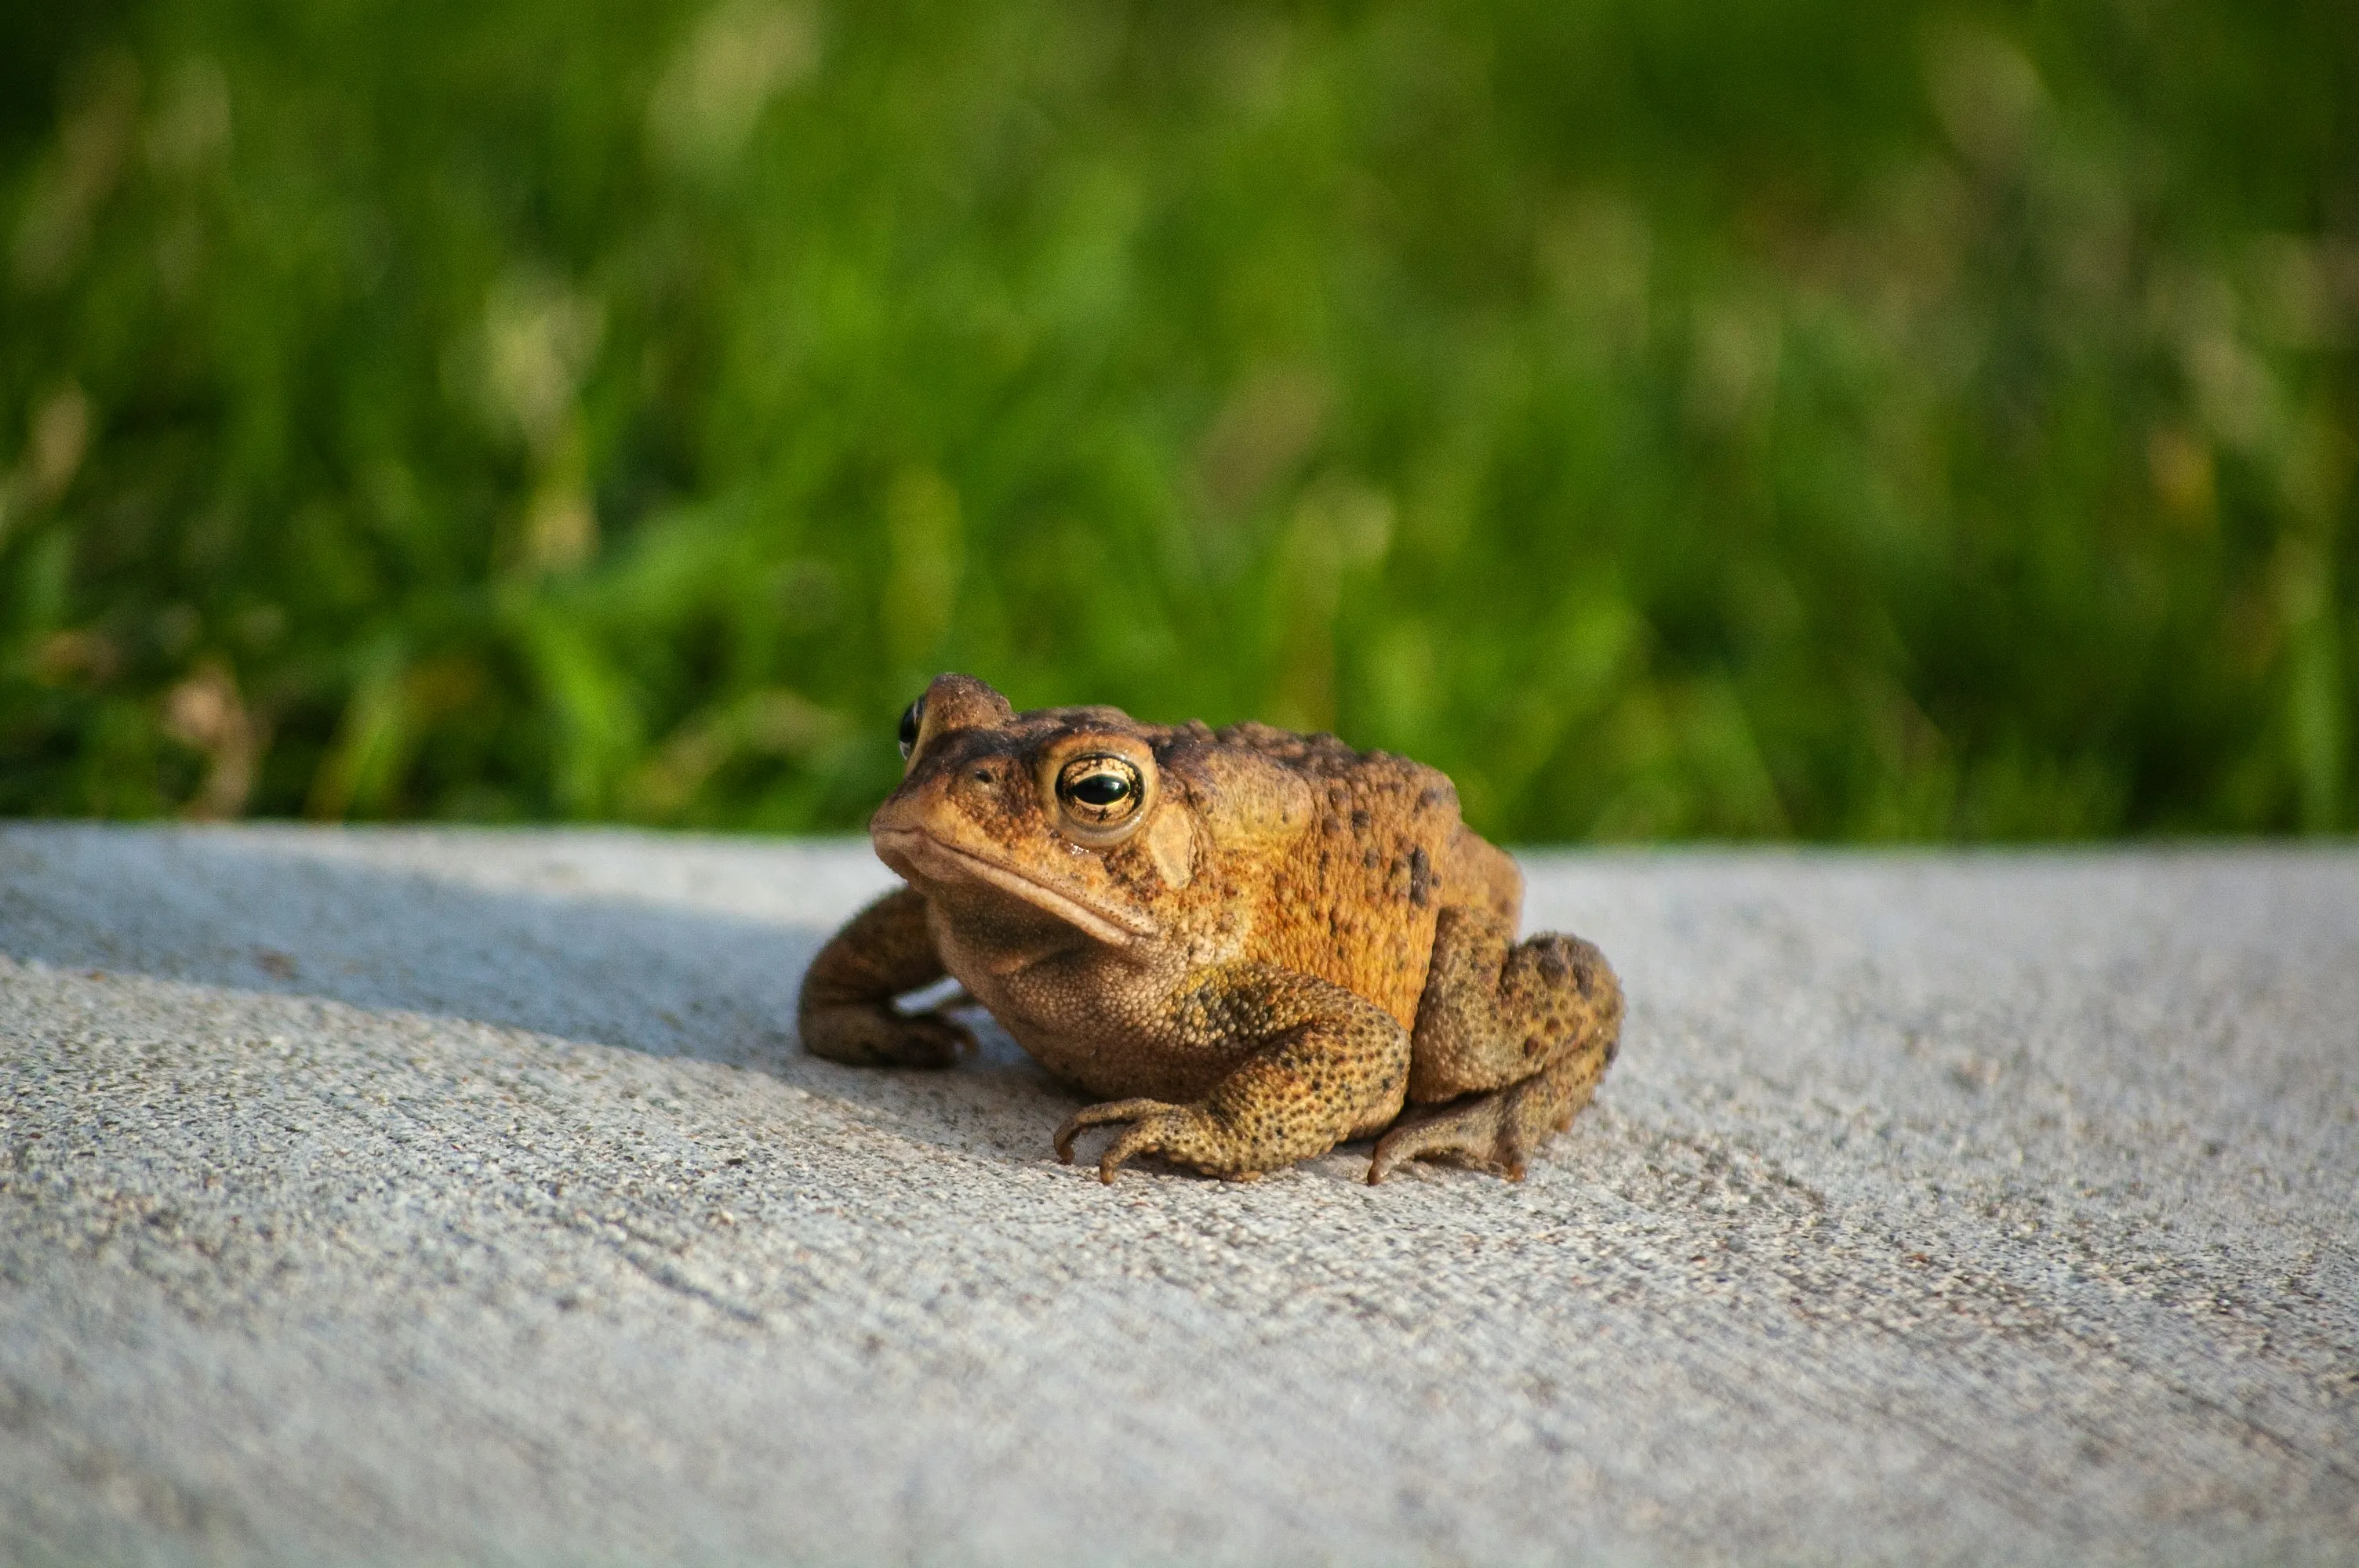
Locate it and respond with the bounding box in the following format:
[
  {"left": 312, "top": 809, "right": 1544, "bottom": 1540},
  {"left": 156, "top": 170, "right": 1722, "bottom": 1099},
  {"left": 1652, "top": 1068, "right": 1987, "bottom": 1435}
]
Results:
[
  {"left": 1407, "top": 846, "right": 1433, "bottom": 908},
  {"left": 1351, "top": 808, "right": 1372, "bottom": 833}
]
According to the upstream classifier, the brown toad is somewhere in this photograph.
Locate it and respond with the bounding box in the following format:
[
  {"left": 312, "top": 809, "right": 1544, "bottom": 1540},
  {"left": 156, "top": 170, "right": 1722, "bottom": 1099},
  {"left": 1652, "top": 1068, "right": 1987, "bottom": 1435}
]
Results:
[{"left": 798, "top": 673, "right": 1623, "bottom": 1183}]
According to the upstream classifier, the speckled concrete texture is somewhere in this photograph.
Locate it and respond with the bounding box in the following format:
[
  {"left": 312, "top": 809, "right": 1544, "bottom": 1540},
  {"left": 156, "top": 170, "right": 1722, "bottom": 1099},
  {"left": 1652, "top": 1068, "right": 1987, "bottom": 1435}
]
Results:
[{"left": 1, "top": 824, "right": 2354, "bottom": 1566}]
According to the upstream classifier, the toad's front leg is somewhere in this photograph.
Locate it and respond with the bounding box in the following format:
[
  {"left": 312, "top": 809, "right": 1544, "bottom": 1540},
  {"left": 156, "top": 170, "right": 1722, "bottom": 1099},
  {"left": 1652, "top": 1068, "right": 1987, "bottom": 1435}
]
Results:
[
  {"left": 798, "top": 886, "right": 975, "bottom": 1069},
  {"left": 1054, "top": 965, "right": 1409, "bottom": 1182}
]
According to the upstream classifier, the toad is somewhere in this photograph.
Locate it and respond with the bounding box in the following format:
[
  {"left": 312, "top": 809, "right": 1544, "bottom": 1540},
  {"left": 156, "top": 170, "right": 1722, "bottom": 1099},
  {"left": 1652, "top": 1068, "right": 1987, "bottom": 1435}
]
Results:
[{"left": 798, "top": 674, "right": 1623, "bottom": 1183}]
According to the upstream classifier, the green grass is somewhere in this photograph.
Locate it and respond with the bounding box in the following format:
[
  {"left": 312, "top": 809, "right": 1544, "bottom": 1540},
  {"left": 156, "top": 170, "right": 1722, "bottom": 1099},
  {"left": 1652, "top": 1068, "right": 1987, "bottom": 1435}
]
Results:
[{"left": 1, "top": 0, "right": 2353, "bottom": 839}]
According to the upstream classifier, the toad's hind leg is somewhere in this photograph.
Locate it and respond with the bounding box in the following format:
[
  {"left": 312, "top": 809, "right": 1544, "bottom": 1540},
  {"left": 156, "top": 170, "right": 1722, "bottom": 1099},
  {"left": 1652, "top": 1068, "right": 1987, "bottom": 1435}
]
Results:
[{"left": 1369, "top": 906, "right": 1623, "bottom": 1183}]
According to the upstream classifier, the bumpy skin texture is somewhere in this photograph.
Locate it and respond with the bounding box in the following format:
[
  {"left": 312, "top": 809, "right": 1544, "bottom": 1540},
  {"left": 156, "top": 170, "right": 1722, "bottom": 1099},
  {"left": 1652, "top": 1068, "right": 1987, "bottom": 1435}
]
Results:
[{"left": 796, "top": 673, "right": 1623, "bottom": 1183}]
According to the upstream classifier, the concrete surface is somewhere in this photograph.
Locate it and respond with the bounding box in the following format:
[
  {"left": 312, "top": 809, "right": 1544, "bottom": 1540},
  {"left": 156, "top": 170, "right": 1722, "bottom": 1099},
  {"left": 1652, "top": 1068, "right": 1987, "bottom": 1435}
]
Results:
[{"left": 1, "top": 823, "right": 2354, "bottom": 1566}]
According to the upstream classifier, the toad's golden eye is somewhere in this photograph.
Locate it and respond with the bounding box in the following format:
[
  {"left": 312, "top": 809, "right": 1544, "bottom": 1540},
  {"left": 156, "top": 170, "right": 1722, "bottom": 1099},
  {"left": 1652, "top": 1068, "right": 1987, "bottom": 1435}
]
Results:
[{"left": 1056, "top": 754, "right": 1143, "bottom": 824}]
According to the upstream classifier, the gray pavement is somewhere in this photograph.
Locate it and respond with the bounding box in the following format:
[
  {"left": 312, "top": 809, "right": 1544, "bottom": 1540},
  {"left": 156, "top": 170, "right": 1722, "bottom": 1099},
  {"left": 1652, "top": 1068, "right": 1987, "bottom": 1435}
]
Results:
[{"left": 1, "top": 822, "right": 2354, "bottom": 1565}]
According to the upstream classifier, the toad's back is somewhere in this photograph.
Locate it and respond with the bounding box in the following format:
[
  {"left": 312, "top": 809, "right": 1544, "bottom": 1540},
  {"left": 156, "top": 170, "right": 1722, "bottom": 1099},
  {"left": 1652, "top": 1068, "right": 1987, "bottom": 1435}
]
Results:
[{"left": 1214, "top": 722, "right": 1524, "bottom": 1029}]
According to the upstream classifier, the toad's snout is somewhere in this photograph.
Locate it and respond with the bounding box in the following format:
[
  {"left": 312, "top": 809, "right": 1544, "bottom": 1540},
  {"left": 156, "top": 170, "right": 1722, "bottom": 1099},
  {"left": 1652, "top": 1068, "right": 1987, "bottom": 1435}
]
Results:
[{"left": 868, "top": 791, "right": 926, "bottom": 839}]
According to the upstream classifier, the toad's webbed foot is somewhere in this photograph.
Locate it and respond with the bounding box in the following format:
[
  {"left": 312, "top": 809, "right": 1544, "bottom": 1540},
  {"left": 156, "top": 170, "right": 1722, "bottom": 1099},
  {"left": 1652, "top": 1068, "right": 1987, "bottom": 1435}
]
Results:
[{"left": 1366, "top": 1057, "right": 1595, "bottom": 1181}]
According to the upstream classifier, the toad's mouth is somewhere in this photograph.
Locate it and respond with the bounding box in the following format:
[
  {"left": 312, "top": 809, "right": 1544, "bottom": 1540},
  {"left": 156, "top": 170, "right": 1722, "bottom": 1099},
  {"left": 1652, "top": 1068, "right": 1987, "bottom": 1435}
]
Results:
[{"left": 872, "top": 827, "right": 1157, "bottom": 949}]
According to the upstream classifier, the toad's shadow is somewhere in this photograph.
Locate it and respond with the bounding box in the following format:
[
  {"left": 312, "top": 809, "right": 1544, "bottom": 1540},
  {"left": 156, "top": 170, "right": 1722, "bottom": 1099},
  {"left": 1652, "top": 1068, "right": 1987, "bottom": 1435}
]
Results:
[{"left": 0, "top": 825, "right": 1096, "bottom": 1168}]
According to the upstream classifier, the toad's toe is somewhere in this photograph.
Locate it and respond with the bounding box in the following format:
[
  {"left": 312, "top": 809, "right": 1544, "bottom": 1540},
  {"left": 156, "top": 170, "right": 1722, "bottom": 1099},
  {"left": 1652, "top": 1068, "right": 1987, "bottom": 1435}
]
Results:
[
  {"left": 1368, "top": 1094, "right": 1523, "bottom": 1183},
  {"left": 1056, "top": 1098, "right": 1269, "bottom": 1183}
]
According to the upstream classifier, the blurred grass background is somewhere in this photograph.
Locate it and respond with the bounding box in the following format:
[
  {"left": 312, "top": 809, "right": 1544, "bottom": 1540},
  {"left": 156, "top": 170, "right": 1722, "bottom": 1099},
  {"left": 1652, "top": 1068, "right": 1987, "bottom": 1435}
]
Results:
[{"left": 0, "top": 0, "right": 2352, "bottom": 840}]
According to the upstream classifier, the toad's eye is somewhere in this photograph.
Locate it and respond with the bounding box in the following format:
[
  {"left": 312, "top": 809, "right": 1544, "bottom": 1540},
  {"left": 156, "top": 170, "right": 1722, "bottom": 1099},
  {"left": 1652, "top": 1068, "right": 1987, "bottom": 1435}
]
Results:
[
  {"left": 1056, "top": 755, "right": 1143, "bottom": 824},
  {"left": 1070, "top": 772, "right": 1129, "bottom": 807},
  {"left": 897, "top": 696, "right": 925, "bottom": 760}
]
